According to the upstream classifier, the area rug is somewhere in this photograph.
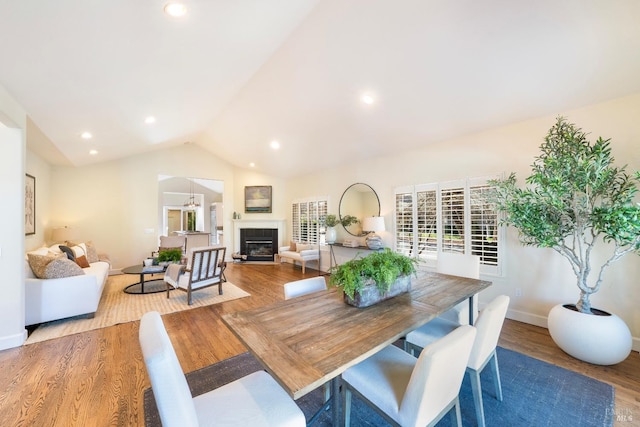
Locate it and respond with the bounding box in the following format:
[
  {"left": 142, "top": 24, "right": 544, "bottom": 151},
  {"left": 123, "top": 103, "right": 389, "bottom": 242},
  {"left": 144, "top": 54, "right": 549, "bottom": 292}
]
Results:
[
  {"left": 144, "top": 347, "right": 614, "bottom": 427},
  {"left": 26, "top": 273, "right": 250, "bottom": 345}
]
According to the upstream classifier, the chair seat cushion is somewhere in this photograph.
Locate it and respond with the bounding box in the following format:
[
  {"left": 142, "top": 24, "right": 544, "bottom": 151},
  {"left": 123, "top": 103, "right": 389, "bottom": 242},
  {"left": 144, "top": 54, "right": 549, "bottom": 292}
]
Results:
[
  {"left": 175, "top": 268, "right": 223, "bottom": 290},
  {"left": 405, "top": 317, "right": 459, "bottom": 350},
  {"left": 342, "top": 345, "right": 416, "bottom": 423},
  {"left": 193, "top": 370, "right": 305, "bottom": 427}
]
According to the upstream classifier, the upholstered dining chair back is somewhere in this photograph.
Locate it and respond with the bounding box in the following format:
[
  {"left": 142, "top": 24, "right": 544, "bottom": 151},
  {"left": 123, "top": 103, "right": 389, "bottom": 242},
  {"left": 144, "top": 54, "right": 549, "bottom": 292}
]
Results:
[
  {"left": 436, "top": 252, "right": 480, "bottom": 325},
  {"left": 467, "top": 295, "right": 510, "bottom": 370},
  {"left": 399, "top": 325, "right": 476, "bottom": 426},
  {"left": 139, "top": 311, "right": 199, "bottom": 427},
  {"left": 283, "top": 276, "right": 327, "bottom": 299}
]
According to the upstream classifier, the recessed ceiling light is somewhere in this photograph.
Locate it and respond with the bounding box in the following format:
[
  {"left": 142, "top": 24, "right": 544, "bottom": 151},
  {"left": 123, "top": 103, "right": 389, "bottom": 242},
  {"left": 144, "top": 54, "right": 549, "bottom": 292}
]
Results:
[
  {"left": 144, "top": 116, "right": 156, "bottom": 124},
  {"left": 81, "top": 132, "right": 92, "bottom": 140},
  {"left": 361, "top": 94, "right": 375, "bottom": 105},
  {"left": 164, "top": 2, "right": 187, "bottom": 17},
  {"left": 270, "top": 140, "right": 280, "bottom": 150},
  {"left": 89, "top": 149, "right": 98, "bottom": 155},
  {"left": 249, "top": 162, "right": 255, "bottom": 167}
]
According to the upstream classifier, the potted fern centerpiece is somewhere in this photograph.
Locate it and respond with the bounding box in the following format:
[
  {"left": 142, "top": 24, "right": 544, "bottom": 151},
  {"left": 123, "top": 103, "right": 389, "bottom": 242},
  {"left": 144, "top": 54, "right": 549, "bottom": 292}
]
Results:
[
  {"left": 490, "top": 117, "right": 640, "bottom": 365},
  {"left": 330, "top": 248, "right": 418, "bottom": 307}
]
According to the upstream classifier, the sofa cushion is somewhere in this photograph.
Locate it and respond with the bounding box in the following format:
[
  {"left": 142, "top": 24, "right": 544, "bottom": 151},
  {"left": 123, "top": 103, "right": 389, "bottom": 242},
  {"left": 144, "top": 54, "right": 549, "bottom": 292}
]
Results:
[
  {"left": 85, "top": 241, "right": 100, "bottom": 263},
  {"left": 75, "top": 255, "right": 91, "bottom": 268},
  {"left": 42, "top": 258, "right": 85, "bottom": 279},
  {"left": 289, "top": 240, "right": 297, "bottom": 252},
  {"left": 59, "top": 245, "right": 76, "bottom": 261},
  {"left": 27, "top": 253, "right": 74, "bottom": 278}
]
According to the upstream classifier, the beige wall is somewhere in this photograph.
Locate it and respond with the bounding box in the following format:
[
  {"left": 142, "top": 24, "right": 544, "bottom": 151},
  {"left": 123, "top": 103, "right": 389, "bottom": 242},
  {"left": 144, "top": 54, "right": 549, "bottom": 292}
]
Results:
[
  {"left": 285, "top": 93, "right": 640, "bottom": 348},
  {"left": 49, "top": 144, "right": 237, "bottom": 270}
]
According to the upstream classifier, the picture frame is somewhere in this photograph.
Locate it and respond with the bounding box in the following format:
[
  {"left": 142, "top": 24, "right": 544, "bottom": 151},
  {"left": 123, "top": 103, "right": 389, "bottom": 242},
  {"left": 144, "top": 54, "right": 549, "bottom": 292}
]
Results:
[
  {"left": 245, "top": 185, "right": 272, "bottom": 213},
  {"left": 25, "top": 174, "right": 36, "bottom": 235}
]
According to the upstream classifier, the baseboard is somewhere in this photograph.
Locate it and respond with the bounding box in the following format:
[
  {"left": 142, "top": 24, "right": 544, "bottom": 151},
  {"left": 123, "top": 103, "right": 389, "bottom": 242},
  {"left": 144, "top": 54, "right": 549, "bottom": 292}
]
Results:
[
  {"left": 0, "top": 329, "right": 28, "bottom": 350},
  {"left": 507, "top": 308, "right": 640, "bottom": 353}
]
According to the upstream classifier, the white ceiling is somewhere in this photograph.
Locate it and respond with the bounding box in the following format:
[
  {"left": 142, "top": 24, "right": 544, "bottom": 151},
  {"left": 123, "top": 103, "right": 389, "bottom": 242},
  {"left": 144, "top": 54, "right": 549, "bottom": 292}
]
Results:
[{"left": 2, "top": 0, "right": 640, "bottom": 178}]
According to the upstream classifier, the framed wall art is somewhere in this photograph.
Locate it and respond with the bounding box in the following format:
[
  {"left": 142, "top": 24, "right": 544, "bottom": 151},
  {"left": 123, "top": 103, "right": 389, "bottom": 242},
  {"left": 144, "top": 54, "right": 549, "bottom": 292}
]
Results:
[
  {"left": 244, "top": 185, "right": 272, "bottom": 213},
  {"left": 25, "top": 174, "right": 36, "bottom": 235}
]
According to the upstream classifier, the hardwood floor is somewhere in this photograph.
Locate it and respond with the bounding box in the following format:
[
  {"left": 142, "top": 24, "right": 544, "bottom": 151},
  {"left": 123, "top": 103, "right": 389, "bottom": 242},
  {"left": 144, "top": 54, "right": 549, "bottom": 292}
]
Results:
[{"left": 0, "top": 263, "right": 638, "bottom": 426}]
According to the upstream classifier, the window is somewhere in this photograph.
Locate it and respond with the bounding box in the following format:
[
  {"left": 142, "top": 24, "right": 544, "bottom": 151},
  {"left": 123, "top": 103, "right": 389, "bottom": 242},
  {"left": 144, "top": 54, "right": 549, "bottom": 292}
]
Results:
[
  {"left": 291, "top": 197, "right": 328, "bottom": 244},
  {"left": 394, "top": 177, "right": 502, "bottom": 275}
]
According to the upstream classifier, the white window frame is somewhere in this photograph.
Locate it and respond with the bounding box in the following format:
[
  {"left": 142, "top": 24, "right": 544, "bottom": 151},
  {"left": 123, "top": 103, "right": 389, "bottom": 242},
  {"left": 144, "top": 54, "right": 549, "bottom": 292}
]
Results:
[{"left": 394, "top": 176, "right": 503, "bottom": 276}]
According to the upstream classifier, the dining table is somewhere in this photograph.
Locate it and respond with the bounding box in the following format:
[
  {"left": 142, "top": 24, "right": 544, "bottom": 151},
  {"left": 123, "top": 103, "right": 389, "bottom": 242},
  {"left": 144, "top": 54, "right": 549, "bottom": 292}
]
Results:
[{"left": 221, "top": 268, "right": 492, "bottom": 426}]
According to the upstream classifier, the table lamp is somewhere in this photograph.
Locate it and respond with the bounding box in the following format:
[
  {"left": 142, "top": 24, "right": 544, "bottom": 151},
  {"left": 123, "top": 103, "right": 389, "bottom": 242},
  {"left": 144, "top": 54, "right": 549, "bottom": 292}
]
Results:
[
  {"left": 362, "top": 216, "right": 385, "bottom": 250},
  {"left": 51, "top": 226, "right": 78, "bottom": 244}
]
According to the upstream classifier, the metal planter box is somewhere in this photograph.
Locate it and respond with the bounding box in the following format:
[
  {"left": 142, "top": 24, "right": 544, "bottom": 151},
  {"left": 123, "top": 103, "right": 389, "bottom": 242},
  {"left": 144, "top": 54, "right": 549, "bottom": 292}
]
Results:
[{"left": 344, "top": 274, "right": 412, "bottom": 308}]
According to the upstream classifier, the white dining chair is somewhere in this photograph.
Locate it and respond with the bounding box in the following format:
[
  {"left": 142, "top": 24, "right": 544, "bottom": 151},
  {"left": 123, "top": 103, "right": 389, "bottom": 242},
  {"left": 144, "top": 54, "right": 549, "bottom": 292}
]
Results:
[
  {"left": 283, "top": 276, "right": 328, "bottom": 299},
  {"left": 404, "top": 295, "right": 510, "bottom": 427},
  {"left": 435, "top": 252, "right": 481, "bottom": 325},
  {"left": 341, "top": 325, "right": 477, "bottom": 427},
  {"left": 139, "top": 311, "right": 305, "bottom": 427}
]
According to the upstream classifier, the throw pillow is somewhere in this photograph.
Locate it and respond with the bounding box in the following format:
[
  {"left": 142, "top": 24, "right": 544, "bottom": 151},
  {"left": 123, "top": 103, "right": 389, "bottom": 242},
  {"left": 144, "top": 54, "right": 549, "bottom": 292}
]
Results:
[
  {"left": 289, "top": 240, "right": 297, "bottom": 252},
  {"left": 27, "top": 253, "right": 65, "bottom": 278},
  {"left": 42, "top": 258, "right": 84, "bottom": 279},
  {"left": 85, "top": 241, "right": 99, "bottom": 263},
  {"left": 75, "top": 255, "right": 90, "bottom": 268},
  {"left": 296, "top": 243, "right": 312, "bottom": 252},
  {"left": 59, "top": 245, "right": 76, "bottom": 261},
  {"left": 71, "top": 244, "right": 87, "bottom": 259}
]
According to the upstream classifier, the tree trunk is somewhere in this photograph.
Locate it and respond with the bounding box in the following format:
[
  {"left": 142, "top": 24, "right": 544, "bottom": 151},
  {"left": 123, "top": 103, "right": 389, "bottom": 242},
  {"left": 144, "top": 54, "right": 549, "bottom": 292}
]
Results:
[{"left": 576, "top": 291, "right": 592, "bottom": 314}]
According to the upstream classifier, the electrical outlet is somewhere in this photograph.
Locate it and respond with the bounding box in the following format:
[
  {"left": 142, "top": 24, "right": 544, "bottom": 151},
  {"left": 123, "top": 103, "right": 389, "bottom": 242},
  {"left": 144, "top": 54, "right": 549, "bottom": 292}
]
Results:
[{"left": 515, "top": 288, "right": 522, "bottom": 297}]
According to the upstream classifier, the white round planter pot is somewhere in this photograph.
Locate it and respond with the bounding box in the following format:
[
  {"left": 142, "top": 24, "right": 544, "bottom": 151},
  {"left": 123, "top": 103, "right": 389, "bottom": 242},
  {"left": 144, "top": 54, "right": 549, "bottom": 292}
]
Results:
[
  {"left": 326, "top": 227, "right": 337, "bottom": 244},
  {"left": 548, "top": 303, "right": 632, "bottom": 365}
]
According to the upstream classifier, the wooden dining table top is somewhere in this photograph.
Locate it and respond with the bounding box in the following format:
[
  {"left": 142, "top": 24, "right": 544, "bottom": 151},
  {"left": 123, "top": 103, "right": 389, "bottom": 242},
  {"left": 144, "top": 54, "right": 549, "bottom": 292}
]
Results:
[{"left": 221, "top": 269, "right": 492, "bottom": 400}]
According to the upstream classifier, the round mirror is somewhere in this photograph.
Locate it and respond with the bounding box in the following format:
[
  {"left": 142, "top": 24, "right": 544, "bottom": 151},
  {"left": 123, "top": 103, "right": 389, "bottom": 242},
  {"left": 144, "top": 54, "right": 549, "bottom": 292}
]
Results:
[{"left": 339, "top": 183, "right": 380, "bottom": 237}]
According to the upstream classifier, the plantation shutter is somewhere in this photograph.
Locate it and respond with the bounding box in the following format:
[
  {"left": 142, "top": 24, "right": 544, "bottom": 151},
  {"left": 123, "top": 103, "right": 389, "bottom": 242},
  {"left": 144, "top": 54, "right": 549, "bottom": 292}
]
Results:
[
  {"left": 440, "top": 185, "right": 465, "bottom": 254},
  {"left": 291, "top": 197, "right": 328, "bottom": 244},
  {"left": 395, "top": 189, "right": 414, "bottom": 256}
]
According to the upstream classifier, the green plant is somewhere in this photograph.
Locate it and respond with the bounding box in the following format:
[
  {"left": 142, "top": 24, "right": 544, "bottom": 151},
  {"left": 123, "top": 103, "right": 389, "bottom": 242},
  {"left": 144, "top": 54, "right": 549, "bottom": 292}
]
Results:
[
  {"left": 490, "top": 117, "right": 640, "bottom": 314},
  {"left": 157, "top": 248, "right": 183, "bottom": 263},
  {"left": 324, "top": 214, "right": 341, "bottom": 227},
  {"left": 329, "top": 248, "right": 418, "bottom": 299},
  {"left": 340, "top": 215, "right": 360, "bottom": 227}
]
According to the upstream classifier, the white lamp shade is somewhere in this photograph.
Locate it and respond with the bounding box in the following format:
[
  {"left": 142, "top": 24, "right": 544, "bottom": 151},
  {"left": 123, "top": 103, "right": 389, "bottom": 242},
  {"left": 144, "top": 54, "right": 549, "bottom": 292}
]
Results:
[
  {"left": 52, "top": 226, "right": 79, "bottom": 243},
  {"left": 362, "top": 216, "right": 385, "bottom": 233}
]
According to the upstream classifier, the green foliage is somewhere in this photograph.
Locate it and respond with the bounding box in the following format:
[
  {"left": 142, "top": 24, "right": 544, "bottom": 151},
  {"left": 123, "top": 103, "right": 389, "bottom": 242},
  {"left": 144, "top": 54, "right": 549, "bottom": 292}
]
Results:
[
  {"left": 329, "top": 248, "right": 418, "bottom": 299},
  {"left": 324, "top": 214, "right": 341, "bottom": 227},
  {"left": 340, "top": 215, "right": 359, "bottom": 227},
  {"left": 157, "top": 248, "right": 183, "bottom": 263},
  {"left": 489, "top": 117, "right": 640, "bottom": 313}
]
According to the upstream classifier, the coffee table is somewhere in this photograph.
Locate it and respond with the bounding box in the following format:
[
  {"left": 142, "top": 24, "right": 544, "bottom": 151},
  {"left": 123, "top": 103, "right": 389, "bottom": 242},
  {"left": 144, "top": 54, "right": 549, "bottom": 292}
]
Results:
[{"left": 122, "top": 264, "right": 168, "bottom": 294}]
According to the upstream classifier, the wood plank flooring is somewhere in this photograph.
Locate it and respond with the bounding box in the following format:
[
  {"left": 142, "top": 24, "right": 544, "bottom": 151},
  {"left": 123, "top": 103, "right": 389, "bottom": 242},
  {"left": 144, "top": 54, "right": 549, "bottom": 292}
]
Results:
[{"left": 0, "top": 263, "right": 638, "bottom": 426}]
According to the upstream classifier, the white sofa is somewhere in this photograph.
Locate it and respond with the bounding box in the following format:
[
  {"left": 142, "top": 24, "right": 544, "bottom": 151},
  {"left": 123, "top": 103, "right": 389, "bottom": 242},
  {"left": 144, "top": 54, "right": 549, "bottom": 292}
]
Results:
[
  {"left": 276, "top": 243, "right": 320, "bottom": 274},
  {"left": 25, "top": 245, "right": 110, "bottom": 326}
]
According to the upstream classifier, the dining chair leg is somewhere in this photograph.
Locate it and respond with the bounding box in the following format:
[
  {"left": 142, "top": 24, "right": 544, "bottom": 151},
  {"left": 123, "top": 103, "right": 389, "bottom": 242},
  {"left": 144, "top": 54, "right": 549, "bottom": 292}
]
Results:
[
  {"left": 469, "top": 369, "right": 486, "bottom": 427},
  {"left": 343, "top": 385, "right": 352, "bottom": 427},
  {"left": 489, "top": 350, "right": 503, "bottom": 401},
  {"left": 451, "top": 397, "right": 462, "bottom": 427}
]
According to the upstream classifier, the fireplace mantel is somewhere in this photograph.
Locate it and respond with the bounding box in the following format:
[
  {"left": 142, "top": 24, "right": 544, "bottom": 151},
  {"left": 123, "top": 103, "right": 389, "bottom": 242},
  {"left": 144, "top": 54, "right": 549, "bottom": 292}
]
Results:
[{"left": 232, "top": 219, "right": 286, "bottom": 254}]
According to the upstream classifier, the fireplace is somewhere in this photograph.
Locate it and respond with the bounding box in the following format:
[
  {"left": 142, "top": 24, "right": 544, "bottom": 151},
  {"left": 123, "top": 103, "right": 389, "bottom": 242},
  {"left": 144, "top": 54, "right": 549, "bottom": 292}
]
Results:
[{"left": 240, "top": 228, "right": 278, "bottom": 261}]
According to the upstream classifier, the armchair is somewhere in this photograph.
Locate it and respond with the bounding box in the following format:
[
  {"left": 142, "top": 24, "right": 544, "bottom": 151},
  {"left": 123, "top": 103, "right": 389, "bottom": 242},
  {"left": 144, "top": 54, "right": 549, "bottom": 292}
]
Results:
[{"left": 165, "top": 246, "right": 227, "bottom": 305}]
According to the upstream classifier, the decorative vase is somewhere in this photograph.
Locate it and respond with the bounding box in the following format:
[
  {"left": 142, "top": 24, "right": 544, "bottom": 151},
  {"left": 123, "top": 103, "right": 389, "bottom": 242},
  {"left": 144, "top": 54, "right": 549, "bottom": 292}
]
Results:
[
  {"left": 344, "top": 275, "right": 411, "bottom": 308},
  {"left": 547, "top": 303, "right": 632, "bottom": 365},
  {"left": 326, "top": 226, "right": 337, "bottom": 244}
]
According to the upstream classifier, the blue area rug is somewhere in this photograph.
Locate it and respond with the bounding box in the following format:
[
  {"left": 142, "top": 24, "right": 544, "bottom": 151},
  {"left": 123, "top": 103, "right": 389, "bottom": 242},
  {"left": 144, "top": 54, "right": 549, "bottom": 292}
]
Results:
[{"left": 144, "top": 347, "right": 614, "bottom": 426}]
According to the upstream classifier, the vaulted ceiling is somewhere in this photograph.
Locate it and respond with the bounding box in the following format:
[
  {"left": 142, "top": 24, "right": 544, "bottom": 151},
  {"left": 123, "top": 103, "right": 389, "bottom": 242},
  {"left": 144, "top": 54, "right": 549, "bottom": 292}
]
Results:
[{"left": 2, "top": 0, "right": 640, "bottom": 178}]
